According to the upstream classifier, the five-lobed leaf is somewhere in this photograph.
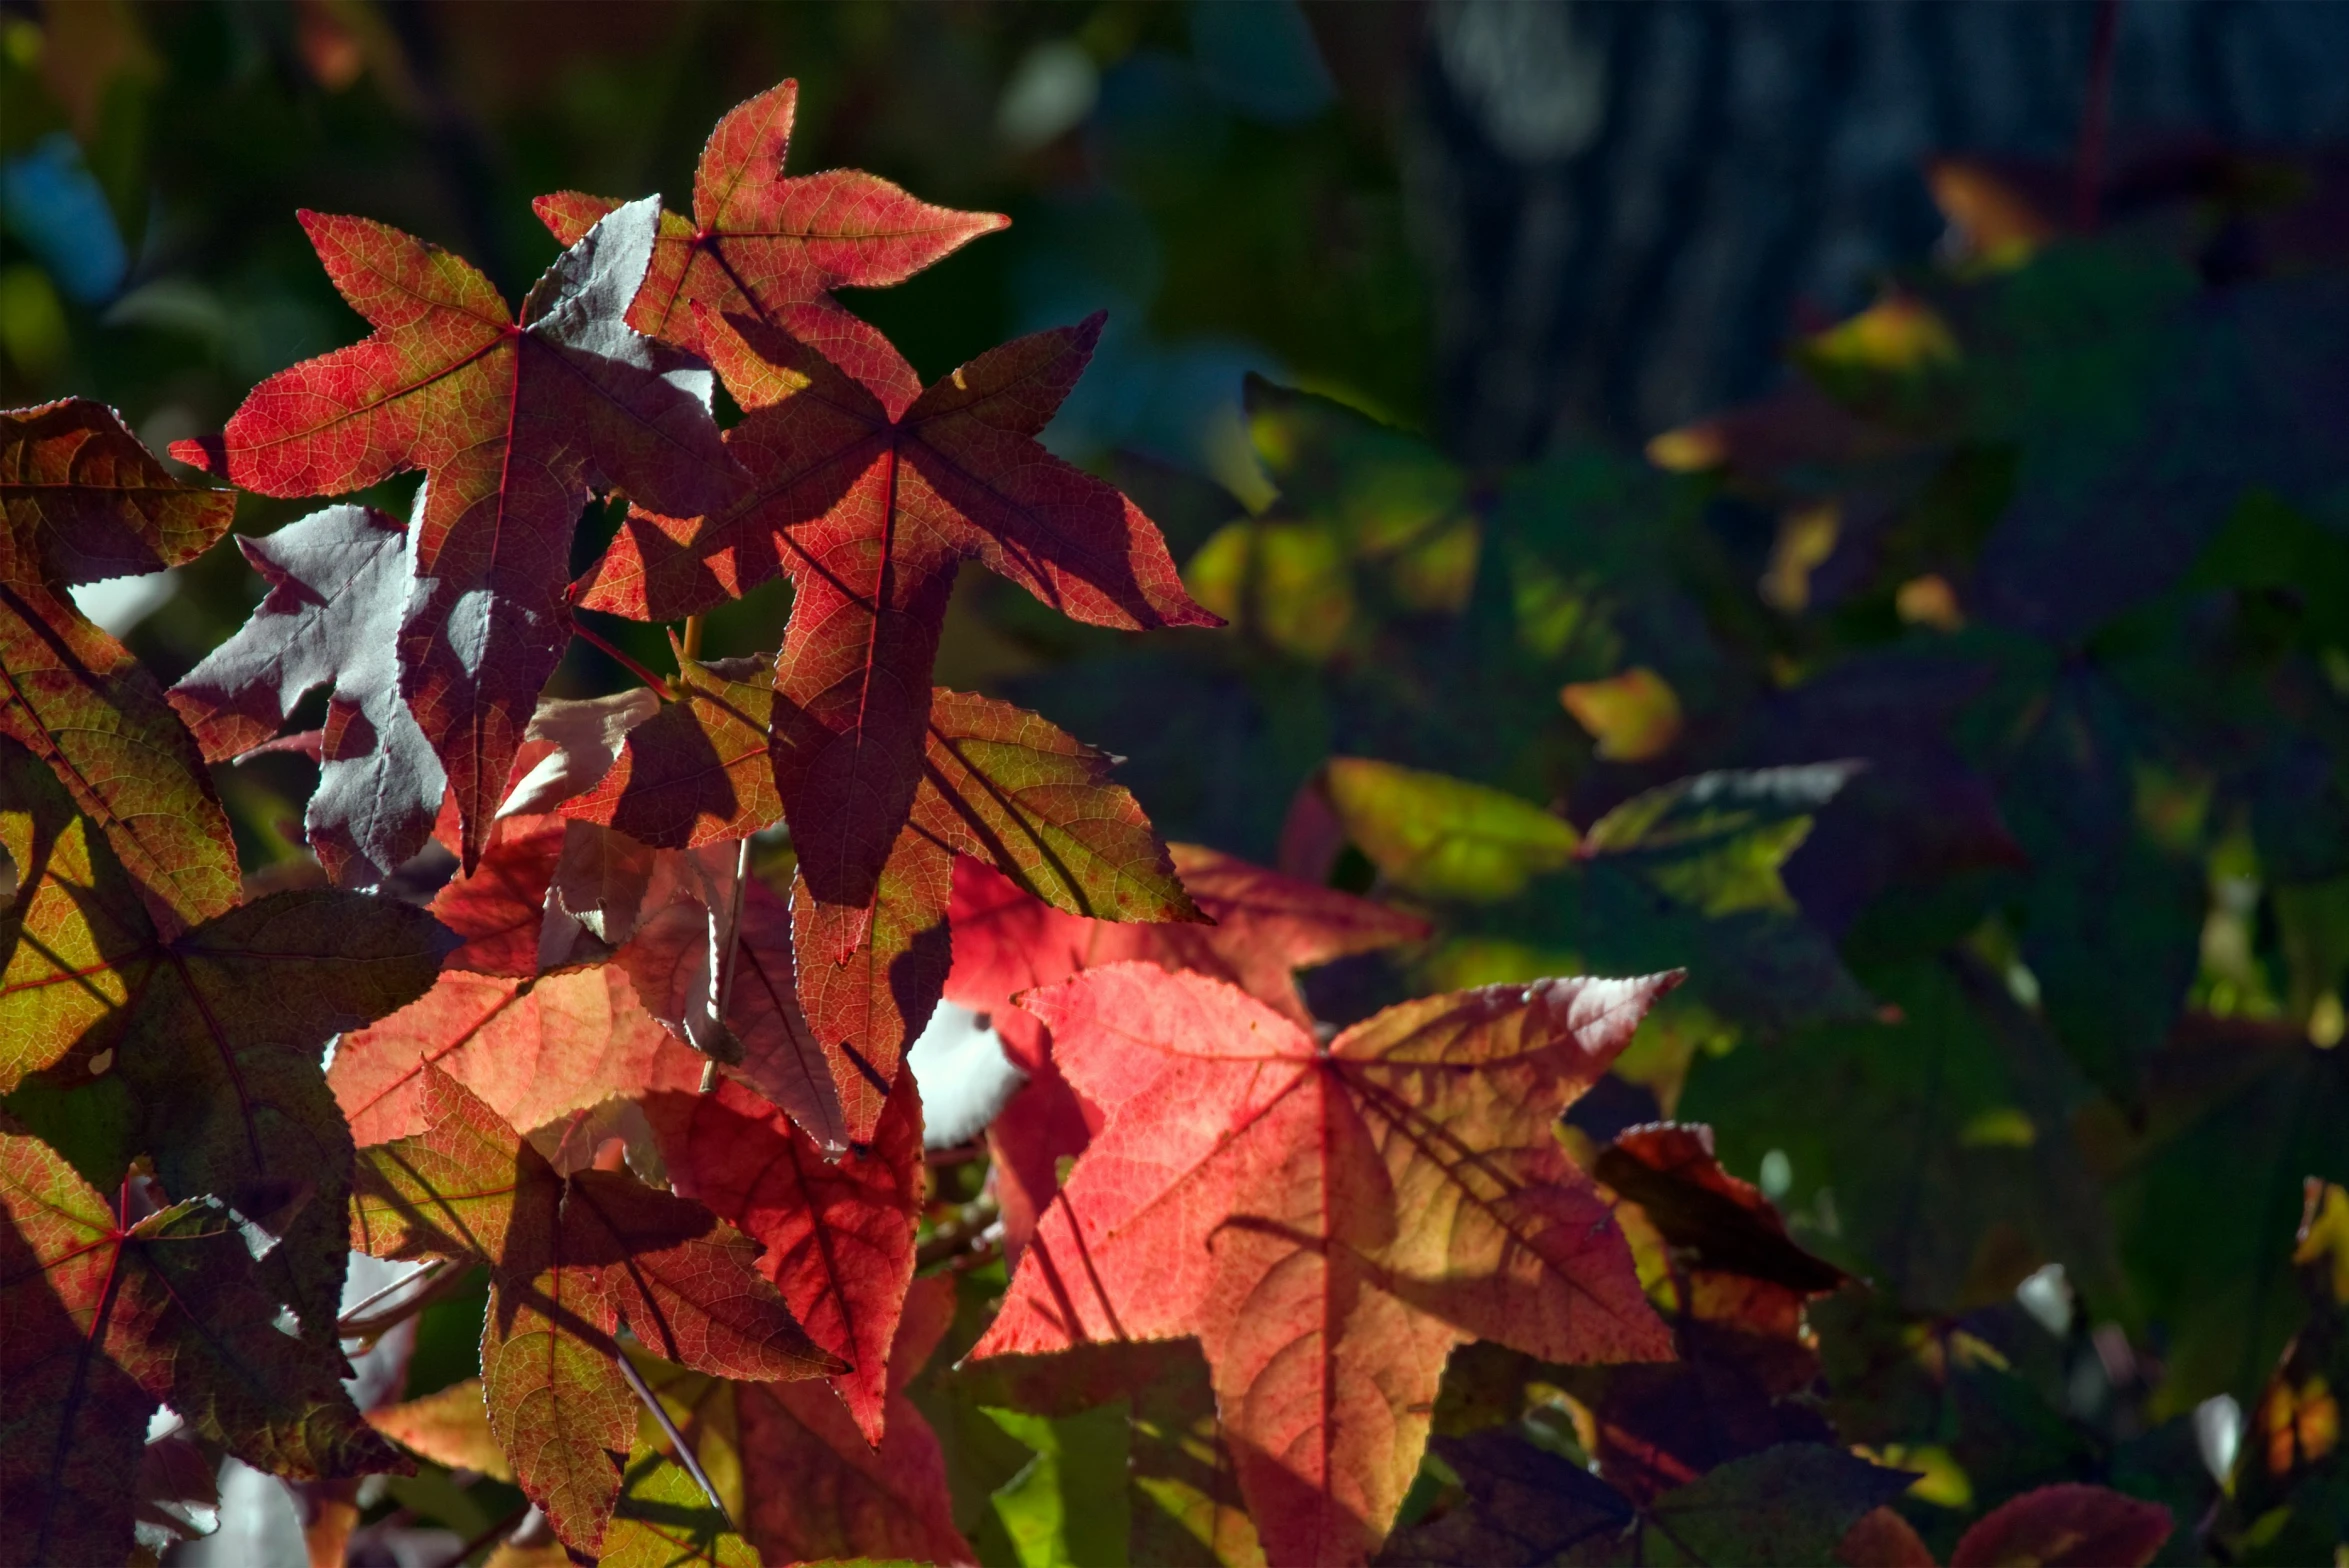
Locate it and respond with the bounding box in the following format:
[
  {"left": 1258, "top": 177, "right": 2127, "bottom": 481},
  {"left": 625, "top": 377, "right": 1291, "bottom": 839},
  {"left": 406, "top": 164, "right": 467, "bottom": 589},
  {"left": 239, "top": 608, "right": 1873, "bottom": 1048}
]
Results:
[
  {"left": 1, "top": 1123, "right": 404, "bottom": 1568},
  {"left": 172, "top": 198, "right": 744, "bottom": 869},
  {"left": 350, "top": 1065, "right": 837, "bottom": 1554},
  {"left": 970, "top": 962, "right": 1681, "bottom": 1566},
  {"left": 576, "top": 307, "right": 1217, "bottom": 917},
  {"left": 536, "top": 76, "right": 1008, "bottom": 417},
  {"left": 946, "top": 842, "right": 1428, "bottom": 1257},
  {"left": 170, "top": 501, "right": 444, "bottom": 886},
  {"left": 0, "top": 398, "right": 241, "bottom": 933}
]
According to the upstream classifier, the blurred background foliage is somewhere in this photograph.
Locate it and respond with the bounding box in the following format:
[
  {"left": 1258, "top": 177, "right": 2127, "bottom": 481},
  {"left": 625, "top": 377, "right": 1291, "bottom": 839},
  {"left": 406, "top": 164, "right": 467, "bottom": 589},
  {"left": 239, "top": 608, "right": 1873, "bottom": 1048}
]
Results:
[{"left": 8, "top": 1, "right": 2349, "bottom": 1563}]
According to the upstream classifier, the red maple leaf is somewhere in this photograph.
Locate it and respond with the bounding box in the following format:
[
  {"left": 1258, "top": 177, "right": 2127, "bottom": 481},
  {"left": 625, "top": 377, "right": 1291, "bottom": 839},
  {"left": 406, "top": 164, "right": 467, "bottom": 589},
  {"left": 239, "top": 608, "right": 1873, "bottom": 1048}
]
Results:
[
  {"left": 647, "top": 1069, "right": 924, "bottom": 1445},
  {"left": 1, "top": 398, "right": 240, "bottom": 933},
  {"left": 172, "top": 199, "right": 743, "bottom": 868},
  {"left": 968, "top": 963, "right": 1680, "bottom": 1566},
  {"left": 943, "top": 845, "right": 1428, "bottom": 1256},
  {"left": 573, "top": 308, "right": 1217, "bottom": 918},
  {"left": 536, "top": 77, "right": 1007, "bottom": 417},
  {"left": 350, "top": 1066, "right": 837, "bottom": 1555}
]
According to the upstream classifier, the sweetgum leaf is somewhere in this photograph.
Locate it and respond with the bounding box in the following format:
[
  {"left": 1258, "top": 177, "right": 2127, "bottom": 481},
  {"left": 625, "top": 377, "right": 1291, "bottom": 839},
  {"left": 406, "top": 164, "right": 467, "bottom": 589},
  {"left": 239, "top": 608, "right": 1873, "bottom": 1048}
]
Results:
[
  {"left": 365, "top": 1376, "right": 511, "bottom": 1479},
  {"left": 1325, "top": 756, "right": 1580, "bottom": 901},
  {"left": 0, "top": 397, "right": 240, "bottom": 933},
  {"left": 170, "top": 502, "right": 443, "bottom": 887},
  {"left": 330, "top": 963, "right": 699, "bottom": 1146},
  {"left": 575, "top": 307, "right": 1215, "bottom": 914},
  {"left": 172, "top": 199, "right": 743, "bottom": 868},
  {"left": 791, "top": 686, "right": 1202, "bottom": 1143},
  {"left": 969, "top": 964, "right": 1681, "bottom": 1565},
  {"left": 0, "top": 738, "right": 452, "bottom": 1348},
  {"left": 1584, "top": 763, "right": 1862, "bottom": 917},
  {"left": 621, "top": 862, "right": 848, "bottom": 1150},
  {"left": 945, "top": 842, "right": 1427, "bottom": 1256},
  {"left": 1948, "top": 1483, "right": 2171, "bottom": 1567},
  {"left": 499, "top": 688, "right": 662, "bottom": 820},
  {"left": 647, "top": 1070, "right": 923, "bottom": 1446},
  {"left": 1, "top": 1123, "right": 405, "bottom": 1568},
  {"left": 735, "top": 1271, "right": 976, "bottom": 1565},
  {"left": 599, "top": 1430, "right": 759, "bottom": 1568},
  {"left": 428, "top": 811, "right": 571, "bottom": 976},
  {"left": 535, "top": 77, "right": 1008, "bottom": 416},
  {"left": 564, "top": 648, "right": 780, "bottom": 848},
  {"left": 350, "top": 1066, "right": 836, "bottom": 1554}
]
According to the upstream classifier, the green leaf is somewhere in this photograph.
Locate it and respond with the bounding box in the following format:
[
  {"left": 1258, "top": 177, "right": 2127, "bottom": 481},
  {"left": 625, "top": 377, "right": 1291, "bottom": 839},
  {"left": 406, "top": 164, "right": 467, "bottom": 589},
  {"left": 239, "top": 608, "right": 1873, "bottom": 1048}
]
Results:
[
  {"left": 1584, "top": 763, "right": 1860, "bottom": 917},
  {"left": 986, "top": 1403, "right": 1135, "bottom": 1568},
  {"left": 1327, "top": 758, "right": 1579, "bottom": 900}
]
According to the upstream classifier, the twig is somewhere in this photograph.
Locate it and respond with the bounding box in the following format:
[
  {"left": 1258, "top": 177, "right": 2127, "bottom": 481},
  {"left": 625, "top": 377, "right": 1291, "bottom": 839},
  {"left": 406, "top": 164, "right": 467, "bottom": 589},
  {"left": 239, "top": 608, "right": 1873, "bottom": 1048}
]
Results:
[
  {"left": 339, "top": 1258, "right": 473, "bottom": 1339},
  {"left": 339, "top": 1259, "right": 445, "bottom": 1326},
  {"left": 616, "top": 1350, "right": 735, "bottom": 1531},
  {"left": 572, "top": 619, "right": 675, "bottom": 696}
]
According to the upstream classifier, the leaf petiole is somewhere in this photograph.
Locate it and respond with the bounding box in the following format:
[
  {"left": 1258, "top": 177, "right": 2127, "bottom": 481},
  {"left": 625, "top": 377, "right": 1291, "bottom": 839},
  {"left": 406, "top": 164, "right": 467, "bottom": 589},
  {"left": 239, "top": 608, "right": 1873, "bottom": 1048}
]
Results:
[{"left": 571, "top": 619, "right": 676, "bottom": 697}]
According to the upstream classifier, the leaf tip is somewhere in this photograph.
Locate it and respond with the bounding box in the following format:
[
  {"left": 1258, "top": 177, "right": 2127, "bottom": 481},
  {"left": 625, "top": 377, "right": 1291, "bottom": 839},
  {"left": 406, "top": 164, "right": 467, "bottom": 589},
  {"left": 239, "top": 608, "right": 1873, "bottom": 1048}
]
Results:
[{"left": 169, "top": 435, "right": 226, "bottom": 474}]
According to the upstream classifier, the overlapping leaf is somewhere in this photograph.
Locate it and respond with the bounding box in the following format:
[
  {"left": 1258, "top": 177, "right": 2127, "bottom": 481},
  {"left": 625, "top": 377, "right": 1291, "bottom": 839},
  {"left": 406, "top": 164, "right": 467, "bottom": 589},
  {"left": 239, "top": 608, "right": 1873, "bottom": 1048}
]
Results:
[
  {"left": 791, "top": 685, "right": 1201, "bottom": 1144},
  {"left": 734, "top": 1271, "right": 976, "bottom": 1566},
  {"left": 647, "top": 1070, "right": 924, "bottom": 1445},
  {"left": 970, "top": 963, "right": 1680, "bottom": 1565},
  {"left": 575, "top": 307, "right": 1216, "bottom": 916},
  {"left": 170, "top": 502, "right": 443, "bottom": 887},
  {"left": 350, "top": 1066, "right": 836, "bottom": 1554},
  {"left": 946, "top": 842, "right": 1427, "bottom": 1255},
  {"left": 0, "top": 398, "right": 239, "bottom": 932},
  {"left": 172, "top": 198, "right": 742, "bottom": 867},
  {"left": 536, "top": 77, "right": 1007, "bottom": 415},
  {"left": 330, "top": 961, "right": 697, "bottom": 1146},
  {"left": 1, "top": 1124, "right": 403, "bottom": 1568},
  {"left": 564, "top": 648, "right": 780, "bottom": 849},
  {"left": 0, "top": 738, "right": 450, "bottom": 1346}
]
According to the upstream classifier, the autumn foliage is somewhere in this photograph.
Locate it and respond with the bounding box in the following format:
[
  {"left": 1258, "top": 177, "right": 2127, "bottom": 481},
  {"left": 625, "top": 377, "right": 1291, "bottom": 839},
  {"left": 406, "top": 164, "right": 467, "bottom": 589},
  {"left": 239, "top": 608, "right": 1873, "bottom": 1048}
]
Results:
[{"left": 3, "top": 67, "right": 2342, "bottom": 1568}]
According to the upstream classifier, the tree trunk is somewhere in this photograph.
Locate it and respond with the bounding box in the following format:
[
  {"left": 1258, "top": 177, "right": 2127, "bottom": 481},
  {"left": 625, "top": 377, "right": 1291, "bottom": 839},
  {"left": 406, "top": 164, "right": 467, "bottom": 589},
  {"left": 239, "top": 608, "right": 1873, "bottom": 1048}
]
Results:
[{"left": 1408, "top": 0, "right": 2349, "bottom": 460}]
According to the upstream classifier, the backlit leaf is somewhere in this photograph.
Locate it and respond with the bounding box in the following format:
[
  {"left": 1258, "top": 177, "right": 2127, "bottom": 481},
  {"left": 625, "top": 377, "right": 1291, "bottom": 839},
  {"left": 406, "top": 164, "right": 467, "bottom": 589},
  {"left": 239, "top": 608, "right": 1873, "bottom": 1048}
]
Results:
[
  {"left": 536, "top": 77, "right": 1007, "bottom": 415},
  {"left": 737, "top": 1271, "right": 976, "bottom": 1565},
  {"left": 971, "top": 964, "right": 1680, "bottom": 1565},
  {"left": 648, "top": 1070, "right": 925, "bottom": 1445},
  {"left": 173, "top": 199, "right": 742, "bottom": 867},
  {"left": 350, "top": 1066, "right": 835, "bottom": 1554},
  {"left": 576, "top": 308, "right": 1215, "bottom": 915},
  {"left": 1948, "top": 1483, "right": 2171, "bottom": 1568},
  {"left": 0, "top": 397, "right": 239, "bottom": 933},
  {"left": 1326, "top": 757, "right": 1580, "bottom": 901},
  {"left": 2, "top": 1123, "right": 403, "bottom": 1568},
  {"left": 0, "top": 738, "right": 451, "bottom": 1348}
]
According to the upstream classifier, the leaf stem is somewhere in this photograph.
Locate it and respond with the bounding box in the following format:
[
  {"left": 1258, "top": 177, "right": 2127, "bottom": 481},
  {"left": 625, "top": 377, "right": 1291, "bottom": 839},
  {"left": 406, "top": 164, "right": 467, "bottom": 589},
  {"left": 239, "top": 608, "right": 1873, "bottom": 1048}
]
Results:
[
  {"left": 338, "top": 1257, "right": 472, "bottom": 1339},
  {"left": 572, "top": 619, "right": 675, "bottom": 696},
  {"left": 679, "top": 614, "right": 704, "bottom": 663},
  {"left": 615, "top": 1349, "right": 736, "bottom": 1531}
]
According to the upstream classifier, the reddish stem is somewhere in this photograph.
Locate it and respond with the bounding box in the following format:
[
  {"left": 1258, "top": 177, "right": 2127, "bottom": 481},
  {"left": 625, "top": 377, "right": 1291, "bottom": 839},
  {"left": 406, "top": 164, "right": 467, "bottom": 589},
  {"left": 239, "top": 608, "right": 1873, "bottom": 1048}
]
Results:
[{"left": 571, "top": 619, "right": 673, "bottom": 695}]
